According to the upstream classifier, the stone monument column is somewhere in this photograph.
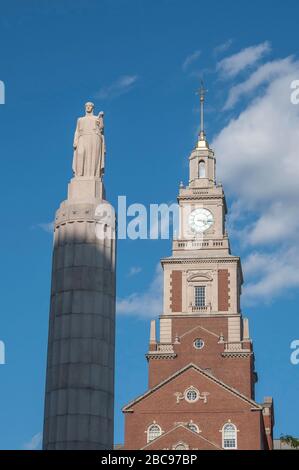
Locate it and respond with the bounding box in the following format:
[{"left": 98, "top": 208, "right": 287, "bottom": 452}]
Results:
[{"left": 43, "top": 103, "right": 116, "bottom": 450}]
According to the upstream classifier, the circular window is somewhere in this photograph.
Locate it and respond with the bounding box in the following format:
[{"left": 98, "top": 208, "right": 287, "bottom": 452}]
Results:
[
  {"left": 193, "top": 338, "right": 204, "bottom": 349},
  {"left": 185, "top": 387, "right": 199, "bottom": 402}
]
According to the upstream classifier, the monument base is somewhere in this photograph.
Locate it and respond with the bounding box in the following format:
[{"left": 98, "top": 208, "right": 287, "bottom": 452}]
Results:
[{"left": 68, "top": 176, "right": 105, "bottom": 203}]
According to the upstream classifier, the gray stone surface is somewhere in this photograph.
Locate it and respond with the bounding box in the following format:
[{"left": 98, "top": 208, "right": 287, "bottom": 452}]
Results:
[{"left": 43, "top": 115, "right": 116, "bottom": 449}]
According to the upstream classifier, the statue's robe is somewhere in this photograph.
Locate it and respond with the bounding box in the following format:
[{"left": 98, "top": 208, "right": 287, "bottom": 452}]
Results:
[{"left": 72, "top": 115, "right": 105, "bottom": 177}]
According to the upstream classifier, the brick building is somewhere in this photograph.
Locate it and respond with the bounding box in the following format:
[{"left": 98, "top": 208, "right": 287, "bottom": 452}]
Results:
[{"left": 122, "top": 88, "right": 274, "bottom": 450}]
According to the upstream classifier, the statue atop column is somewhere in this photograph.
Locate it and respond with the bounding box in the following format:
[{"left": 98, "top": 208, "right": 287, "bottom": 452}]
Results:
[{"left": 72, "top": 102, "right": 106, "bottom": 178}]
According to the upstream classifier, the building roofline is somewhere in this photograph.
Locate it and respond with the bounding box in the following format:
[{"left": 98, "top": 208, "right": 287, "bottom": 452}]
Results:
[
  {"left": 141, "top": 423, "right": 222, "bottom": 450},
  {"left": 122, "top": 362, "right": 262, "bottom": 412}
]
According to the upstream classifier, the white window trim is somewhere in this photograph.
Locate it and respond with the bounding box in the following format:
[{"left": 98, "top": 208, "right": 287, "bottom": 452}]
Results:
[
  {"left": 146, "top": 422, "right": 162, "bottom": 443},
  {"left": 193, "top": 338, "right": 205, "bottom": 350},
  {"left": 184, "top": 386, "right": 200, "bottom": 403},
  {"left": 187, "top": 421, "right": 200, "bottom": 433},
  {"left": 172, "top": 441, "right": 189, "bottom": 450},
  {"left": 221, "top": 422, "right": 238, "bottom": 450}
]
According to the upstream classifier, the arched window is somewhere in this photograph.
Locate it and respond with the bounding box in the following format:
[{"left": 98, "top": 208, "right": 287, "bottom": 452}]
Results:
[
  {"left": 173, "top": 442, "right": 189, "bottom": 450},
  {"left": 188, "top": 422, "right": 199, "bottom": 433},
  {"left": 199, "top": 160, "right": 206, "bottom": 178},
  {"left": 222, "top": 423, "right": 237, "bottom": 449},
  {"left": 147, "top": 423, "right": 162, "bottom": 443}
]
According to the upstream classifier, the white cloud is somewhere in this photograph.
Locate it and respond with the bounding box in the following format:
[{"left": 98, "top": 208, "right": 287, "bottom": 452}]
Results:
[
  {"left": 217, "top": 41, "right": 271, "bottom": 79},
  {"left": 224, "top": 56, "right": 293, "bottom": 109},
  {"left": 36, "top": 221, "right": 54, "bottom": 233},
  {"left": 117, "top": 264, "right": 162, "bottom": 317},
  {"left": 246, "top": 203, "right": 299, "bottom": 245},
  {"left": 182, "top": 50, "right": 201, "bottom": 71},
  {"left": 212, "top": 54, "right": 299, "bottom": 304},
  {"left": 214, "top": 39, "right": 233, "bottom": 56},
  {"left": 95, "top": 75, "right": 138, "bottom": 99},
  {"left": 214, "top": 59, "right": 299, "bottom": 207},
  {"left": 242, "top": 248, "right": 299, "bottom": 305},
  {"left": 23, "top": 432, "right": 42, "bottom": 450},
  {"left": 128, "top": 266, "right": 142, "bottom": 277}
]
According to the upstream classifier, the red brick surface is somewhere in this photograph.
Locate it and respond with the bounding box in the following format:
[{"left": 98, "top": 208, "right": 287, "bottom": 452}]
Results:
[
  {"left": 143, "top": 425, "right": 221, "bottom": 450},
  {"left": 170, "top": 271, "right": 182, "bottom": 312},
  {"left": 123, "top": 263, "right": 273, "bottom": 449},
  {"left": 124, "top": 366, "right": 266, "bottom": 450},
  {"left": 218, "top": 269, "right": 230, "bottom": 311},
  {"left": 149, "top": 316, "right": 253, "bottom": 397}
]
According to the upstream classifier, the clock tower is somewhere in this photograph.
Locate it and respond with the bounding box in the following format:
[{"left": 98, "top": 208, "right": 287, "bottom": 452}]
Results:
[{"left": 122, "top": 86, "right": 274, "bottom": 450}]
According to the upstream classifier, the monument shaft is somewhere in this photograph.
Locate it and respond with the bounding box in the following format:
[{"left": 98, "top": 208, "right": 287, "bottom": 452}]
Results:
[{"left": 43, "top": 105, "right": 116, "bottom": 450}]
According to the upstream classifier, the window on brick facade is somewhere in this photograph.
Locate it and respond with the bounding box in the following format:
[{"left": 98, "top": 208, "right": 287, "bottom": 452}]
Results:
[
  {"left": 174, "top": 442, "right": 188, "bottom": 450},
  {"left": 199, "top": 160, "right": 206, "bottom": 178},
  {"left": 188, "top": 422, "right": 199, "bottom": 433},
  {"left": 147, "top": 424, "right": 162, "bottom": 443},
  {"left": 222, "top": 423, "right": 237, "bottom": 449},
  {"left": 185, "top": 387, "right": 199, "bottom": 403},
  {"left": 193, "top": 338, "right": 204, "bottom": 349},
  {"left": 194, "top": 286, "right": 205, "bottom": 307}
]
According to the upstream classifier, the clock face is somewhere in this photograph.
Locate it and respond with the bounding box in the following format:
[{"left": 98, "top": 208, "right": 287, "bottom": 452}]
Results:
[{"left": 188, "top": 208, "right": 214, "bottom": 233}]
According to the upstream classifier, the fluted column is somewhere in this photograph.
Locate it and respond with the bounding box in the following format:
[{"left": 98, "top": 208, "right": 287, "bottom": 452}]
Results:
[{"left": 43, "top": 177, "right": 116, "bottom": 449}]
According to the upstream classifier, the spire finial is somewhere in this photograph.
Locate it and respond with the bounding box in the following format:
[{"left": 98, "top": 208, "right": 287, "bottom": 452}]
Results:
[{"left": 196, "top": 80, "right": 207, "bottom": 141}]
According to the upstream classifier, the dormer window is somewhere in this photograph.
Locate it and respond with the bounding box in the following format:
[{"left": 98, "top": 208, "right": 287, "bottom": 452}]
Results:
[{"left": 199, "top": 160, "right": 206, "bottom": 178}]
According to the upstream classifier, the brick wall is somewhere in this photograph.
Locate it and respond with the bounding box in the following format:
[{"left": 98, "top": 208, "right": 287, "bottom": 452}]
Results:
[
  {"left": 148, "top": 316, "right": 253, "bottom": 397},
  {"left": 170, "top": 271, "right": 182, "bottom": 312},
  {"left": 218, "top": 269, "right": 230, "bottom": 311},
  {"left": 124, "top": 367, "right": 264, "bottom": 450}
]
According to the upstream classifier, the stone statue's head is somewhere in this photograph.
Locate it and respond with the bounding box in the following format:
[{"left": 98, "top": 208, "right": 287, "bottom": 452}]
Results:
[{"left": 85, "top": 102, "right": 94, "bottom": 114}]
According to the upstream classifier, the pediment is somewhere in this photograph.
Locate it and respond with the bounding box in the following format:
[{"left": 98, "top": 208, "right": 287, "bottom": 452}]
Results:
[
  {"left": 187, "top": 271, "right": 213, "bottom": 282},
  {"left": 122, "top": 363, "right": 261, "bottom": 413}
]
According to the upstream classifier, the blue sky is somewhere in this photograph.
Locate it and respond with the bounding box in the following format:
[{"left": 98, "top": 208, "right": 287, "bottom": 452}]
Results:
[{"left": 0, "top": 0, "right": 299, "bottom": 449}]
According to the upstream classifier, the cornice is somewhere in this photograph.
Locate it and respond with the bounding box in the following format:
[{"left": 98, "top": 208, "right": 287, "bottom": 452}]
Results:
[
  {"left": 146, "top": 353, "right": 177, "bottom": 361},
  {"left": 178, "top": 195, "right": 224, "bottom": 202},
  {"left": 161, "top": 256, "right": 241, "bottom": 265},
  {"left": 122, "top": 362, "right": 262, "bottom": 412},
  {"left": 159, "top": 313, "right": 242, "bottom": 319},
  {"left": 221, "top": 352, "right": 253, "bottom": 358}
]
